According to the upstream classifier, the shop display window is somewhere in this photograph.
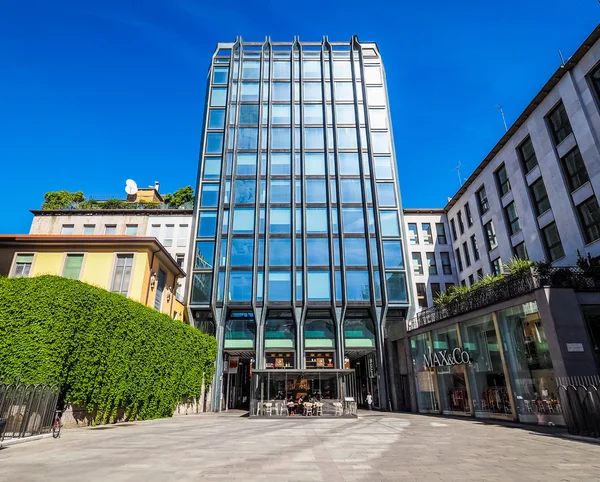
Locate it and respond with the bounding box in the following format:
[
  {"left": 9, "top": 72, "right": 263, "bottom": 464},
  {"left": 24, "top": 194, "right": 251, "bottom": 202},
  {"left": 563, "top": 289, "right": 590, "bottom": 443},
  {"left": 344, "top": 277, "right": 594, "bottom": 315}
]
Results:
[
  {"left": 265, "top": 352, "right": 295, "bottom": 369},
  {"left": 498, "top": 302, "right": 563, "bottom": 424},
  {"left": 461, "top": 315, "right": 511, "bottom": 418},
  {"left": 410, "top": 333, "right": 439, "bottom": 412},
  {"left": 432, "top": 325, "right": 470, "bottom": 414}
]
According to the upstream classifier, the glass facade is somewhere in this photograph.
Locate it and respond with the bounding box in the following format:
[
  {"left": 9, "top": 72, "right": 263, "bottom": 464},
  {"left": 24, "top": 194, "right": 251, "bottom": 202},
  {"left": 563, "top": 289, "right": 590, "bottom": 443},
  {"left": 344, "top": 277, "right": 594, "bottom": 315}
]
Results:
[
  {"left": 409, "top": 301, "right": 564, "bottom": 425},
  {"left": 189, "top": 38, "right": 410, "bottom": 413}
]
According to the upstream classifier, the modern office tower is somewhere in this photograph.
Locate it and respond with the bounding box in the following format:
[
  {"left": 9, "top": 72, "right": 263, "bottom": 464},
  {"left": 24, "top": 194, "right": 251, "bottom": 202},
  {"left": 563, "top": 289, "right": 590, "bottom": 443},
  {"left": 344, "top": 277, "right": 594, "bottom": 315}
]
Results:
[{"left": 187, "top": 36, "right": 412, "bottom": 412}]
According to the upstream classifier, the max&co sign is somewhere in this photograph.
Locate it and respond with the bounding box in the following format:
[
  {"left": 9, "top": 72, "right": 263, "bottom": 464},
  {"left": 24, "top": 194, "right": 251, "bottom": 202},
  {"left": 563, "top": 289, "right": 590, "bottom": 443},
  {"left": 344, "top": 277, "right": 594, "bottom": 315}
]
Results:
[{"left": 423, "top": 348, "right": 472, "bottom": 369}]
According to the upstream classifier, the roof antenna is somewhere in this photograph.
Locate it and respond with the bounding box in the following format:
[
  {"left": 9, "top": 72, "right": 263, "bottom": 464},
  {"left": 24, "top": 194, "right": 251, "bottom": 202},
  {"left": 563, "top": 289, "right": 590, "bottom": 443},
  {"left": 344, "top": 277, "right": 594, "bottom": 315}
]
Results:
[
  {"left": 496, "top": 104, "right": 508, "bottom": 132},
  {"left": 558, "top": 49, "right": 566, "bottom": 68},
  {"left": 453, "top": 161, "right": 464, "bottom": 187}
]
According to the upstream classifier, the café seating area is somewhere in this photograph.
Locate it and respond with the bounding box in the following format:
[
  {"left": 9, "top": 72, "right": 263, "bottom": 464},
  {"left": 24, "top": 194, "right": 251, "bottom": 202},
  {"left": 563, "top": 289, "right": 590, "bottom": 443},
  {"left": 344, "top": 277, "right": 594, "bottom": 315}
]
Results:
[{"left": 252, "top": 399, "right": 356, "bottom": 417}]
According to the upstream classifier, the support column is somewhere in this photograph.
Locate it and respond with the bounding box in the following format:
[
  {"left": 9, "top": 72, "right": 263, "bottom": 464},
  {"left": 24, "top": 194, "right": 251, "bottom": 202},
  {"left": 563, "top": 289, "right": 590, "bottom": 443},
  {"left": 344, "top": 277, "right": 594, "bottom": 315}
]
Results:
[{"left": 211, "top": 308, "right": 226, "bottom": 412}]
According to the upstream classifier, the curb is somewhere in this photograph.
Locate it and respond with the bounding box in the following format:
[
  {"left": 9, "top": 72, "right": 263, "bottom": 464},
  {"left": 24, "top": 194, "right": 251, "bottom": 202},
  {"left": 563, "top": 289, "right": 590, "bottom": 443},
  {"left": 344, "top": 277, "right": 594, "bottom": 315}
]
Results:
[{"left": 1, "top": 432, "right": 54, "bottom": 448}]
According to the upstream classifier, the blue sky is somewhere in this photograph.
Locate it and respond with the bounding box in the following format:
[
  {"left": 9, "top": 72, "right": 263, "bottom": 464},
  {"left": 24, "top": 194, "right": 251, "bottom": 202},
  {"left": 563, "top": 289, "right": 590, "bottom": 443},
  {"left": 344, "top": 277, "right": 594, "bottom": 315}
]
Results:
[{"left": 0, "top": 1, "right": 598, "bottom": 234}]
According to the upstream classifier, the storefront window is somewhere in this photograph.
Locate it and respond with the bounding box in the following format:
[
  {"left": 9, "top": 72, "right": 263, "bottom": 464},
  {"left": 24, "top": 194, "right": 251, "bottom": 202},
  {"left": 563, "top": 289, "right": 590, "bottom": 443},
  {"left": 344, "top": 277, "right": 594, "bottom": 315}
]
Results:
[
  {"left": 410, "top": 333, "right": 439, "bottom": 412},
  {"left": 432, "top": 325, "right": 470, "bottom": 414},
  {"left": 498, "top": 302, "right": 563, "bottom": 424},
  {"left": 461, "top": 315, "right": 511, "bottom": 418}
]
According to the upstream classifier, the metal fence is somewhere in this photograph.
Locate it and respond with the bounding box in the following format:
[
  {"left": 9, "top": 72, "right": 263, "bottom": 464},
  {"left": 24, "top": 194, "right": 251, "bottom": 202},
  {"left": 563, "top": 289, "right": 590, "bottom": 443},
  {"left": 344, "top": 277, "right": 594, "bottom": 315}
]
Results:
[
  {"left": 0, "top": 383, "right": 60, "bottom": 442},
  {"left": 556, "top": 376, "right": 600, "bottom": 438},
  {"left": 408, "top": 267, "right": 600, "bottom": 331}
]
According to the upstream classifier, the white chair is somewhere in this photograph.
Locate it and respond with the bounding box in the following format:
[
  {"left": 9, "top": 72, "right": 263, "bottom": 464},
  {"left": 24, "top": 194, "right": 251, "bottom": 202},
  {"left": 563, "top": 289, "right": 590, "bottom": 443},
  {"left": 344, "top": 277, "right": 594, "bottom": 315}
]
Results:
[
  {"left": 315, "top": 402, "right": 323, "bottom": 416},
  {"left": 304, "top": 402, "right": 313, "bottom": 416},
  {"left": 333, "top": 402, "right": 343, "bottom": 416},
  {"left": 264, "top": 403, "right": 273, "bottom": 416}
]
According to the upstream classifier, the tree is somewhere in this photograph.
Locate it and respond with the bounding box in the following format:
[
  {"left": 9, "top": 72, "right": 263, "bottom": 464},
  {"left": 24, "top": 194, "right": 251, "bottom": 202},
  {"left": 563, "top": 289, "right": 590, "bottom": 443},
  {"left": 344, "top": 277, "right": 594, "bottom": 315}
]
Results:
[
  {"left": 42, "top": 191, "right": 85, "bottom": 210},
  {"left": 163, "top": 186, "right": 194, "bottom": 208}
]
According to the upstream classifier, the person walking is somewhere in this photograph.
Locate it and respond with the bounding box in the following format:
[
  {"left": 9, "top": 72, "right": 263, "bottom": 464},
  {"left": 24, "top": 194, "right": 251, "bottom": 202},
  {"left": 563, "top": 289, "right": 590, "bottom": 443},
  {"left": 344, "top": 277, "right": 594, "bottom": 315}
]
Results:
[{"left": 366, "top": 392, "right": 373, "bottom": 410}]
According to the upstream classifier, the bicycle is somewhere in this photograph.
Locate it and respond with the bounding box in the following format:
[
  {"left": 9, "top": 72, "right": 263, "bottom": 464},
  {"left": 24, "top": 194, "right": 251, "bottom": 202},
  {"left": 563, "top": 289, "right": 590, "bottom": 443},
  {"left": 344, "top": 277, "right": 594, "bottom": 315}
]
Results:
[{"left": 52, "top": 410, "right": 62, "bottom": 439}]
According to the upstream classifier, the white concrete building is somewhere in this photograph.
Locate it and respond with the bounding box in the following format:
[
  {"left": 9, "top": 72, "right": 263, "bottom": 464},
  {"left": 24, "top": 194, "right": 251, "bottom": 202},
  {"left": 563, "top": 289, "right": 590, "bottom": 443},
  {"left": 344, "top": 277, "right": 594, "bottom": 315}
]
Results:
[
  {"left": 403, "top": 209, "right": 458, "bottom": 311},
  {"left": 29, "top": 208, "right": 193, "bottom": 301},
  {"left": 440, "top": 26, "right": 600, "bottom": 286}
]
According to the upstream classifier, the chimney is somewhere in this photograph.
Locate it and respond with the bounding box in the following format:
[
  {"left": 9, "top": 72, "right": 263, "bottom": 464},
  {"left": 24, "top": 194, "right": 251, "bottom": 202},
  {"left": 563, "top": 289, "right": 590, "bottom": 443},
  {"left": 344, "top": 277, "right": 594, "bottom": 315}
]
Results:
[{"left": 154, "top": 181, "right": 160, "bottom": 193}]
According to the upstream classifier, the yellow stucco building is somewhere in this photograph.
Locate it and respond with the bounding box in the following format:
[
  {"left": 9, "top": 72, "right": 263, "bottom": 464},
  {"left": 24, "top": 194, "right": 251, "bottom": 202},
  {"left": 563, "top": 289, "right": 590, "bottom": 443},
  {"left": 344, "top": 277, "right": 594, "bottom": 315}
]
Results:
[{"left": 0, "top": 235, "right": 186, "bottom": 320}]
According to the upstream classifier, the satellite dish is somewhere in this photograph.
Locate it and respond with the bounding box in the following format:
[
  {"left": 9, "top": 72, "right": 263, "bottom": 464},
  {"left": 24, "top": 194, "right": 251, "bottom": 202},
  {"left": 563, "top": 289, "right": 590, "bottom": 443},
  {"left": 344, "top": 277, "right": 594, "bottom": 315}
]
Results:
[{"left": 125, "top": 179, "right": 138, "bottom": 195}]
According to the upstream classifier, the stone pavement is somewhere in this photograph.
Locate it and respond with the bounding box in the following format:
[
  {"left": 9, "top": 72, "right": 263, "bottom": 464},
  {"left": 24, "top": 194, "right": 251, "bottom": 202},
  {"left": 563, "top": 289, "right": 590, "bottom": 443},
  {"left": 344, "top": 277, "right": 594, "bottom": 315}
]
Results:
[{"left": 1, "top": 410, "right": 600, "bottom": 481}]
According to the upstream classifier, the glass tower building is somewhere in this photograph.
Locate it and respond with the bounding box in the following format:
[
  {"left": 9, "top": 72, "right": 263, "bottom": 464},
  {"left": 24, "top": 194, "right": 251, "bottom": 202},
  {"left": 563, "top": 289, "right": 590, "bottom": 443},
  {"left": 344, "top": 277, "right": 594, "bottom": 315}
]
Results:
[{"left": 188, "top": 36, "right": 412, "bottom": 412}]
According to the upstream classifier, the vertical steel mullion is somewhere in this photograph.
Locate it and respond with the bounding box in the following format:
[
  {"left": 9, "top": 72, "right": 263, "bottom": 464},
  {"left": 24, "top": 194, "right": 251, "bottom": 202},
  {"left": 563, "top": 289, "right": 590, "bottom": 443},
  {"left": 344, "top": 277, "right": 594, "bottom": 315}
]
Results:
[
  {"left": 326, "top": 41, "right": 345, "bottom": 310},
  {"left": 291, "top": 40, "right": 299, "bottom": 309},
  {"left": 223, "top": 43, "right": 245, "bottom": 310},
  {"left": 262, "top": 43, "right": 274, "bottom": 306}
]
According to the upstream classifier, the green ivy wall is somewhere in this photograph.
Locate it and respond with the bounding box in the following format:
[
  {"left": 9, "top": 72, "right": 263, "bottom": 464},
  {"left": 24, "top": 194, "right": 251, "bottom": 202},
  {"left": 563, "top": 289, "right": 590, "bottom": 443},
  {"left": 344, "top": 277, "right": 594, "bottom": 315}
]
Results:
[{"left": 0, "top": 276, "right": 217, "bottom": 422}]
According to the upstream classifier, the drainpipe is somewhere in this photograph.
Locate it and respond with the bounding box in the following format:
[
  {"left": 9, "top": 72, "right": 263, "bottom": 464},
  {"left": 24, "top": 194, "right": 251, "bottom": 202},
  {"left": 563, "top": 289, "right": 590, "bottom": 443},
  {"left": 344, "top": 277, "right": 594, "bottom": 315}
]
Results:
[{"left": 145, "top": 246, "right": 160, "bottom": 306}]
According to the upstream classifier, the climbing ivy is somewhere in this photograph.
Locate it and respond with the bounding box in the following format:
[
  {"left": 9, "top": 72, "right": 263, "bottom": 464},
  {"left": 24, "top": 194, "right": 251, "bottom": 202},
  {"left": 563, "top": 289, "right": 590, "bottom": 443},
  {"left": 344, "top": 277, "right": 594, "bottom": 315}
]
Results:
[
  {"left": 41, "top": 191, "right": 85, "bottom": 210},
  {"left": 0, "top": 276, "right": 217, "bottom": 422}
]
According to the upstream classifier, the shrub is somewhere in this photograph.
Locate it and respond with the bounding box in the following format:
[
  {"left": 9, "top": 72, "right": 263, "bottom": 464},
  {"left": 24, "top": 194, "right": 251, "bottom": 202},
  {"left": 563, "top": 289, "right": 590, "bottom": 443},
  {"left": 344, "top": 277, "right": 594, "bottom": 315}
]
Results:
[
  {"left": 42, "top": 191, "right": 85, "bottom": 210},
  {"left": 0, "top": 276, "right": 217, "bottom": 422}
]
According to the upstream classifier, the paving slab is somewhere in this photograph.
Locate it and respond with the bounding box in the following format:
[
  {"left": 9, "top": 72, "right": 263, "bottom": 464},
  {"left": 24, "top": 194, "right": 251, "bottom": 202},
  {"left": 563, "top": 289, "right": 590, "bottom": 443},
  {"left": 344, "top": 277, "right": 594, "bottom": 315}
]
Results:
[{"left": 1, "top": 411, "right": 599, "bottom": 481}]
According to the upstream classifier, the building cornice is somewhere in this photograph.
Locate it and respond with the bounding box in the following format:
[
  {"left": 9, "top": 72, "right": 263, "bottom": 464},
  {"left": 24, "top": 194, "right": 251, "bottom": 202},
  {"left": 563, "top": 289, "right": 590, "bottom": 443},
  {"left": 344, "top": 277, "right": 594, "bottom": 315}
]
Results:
[{"left": 30, "top": 209, "right": 193, "bottom": 216}]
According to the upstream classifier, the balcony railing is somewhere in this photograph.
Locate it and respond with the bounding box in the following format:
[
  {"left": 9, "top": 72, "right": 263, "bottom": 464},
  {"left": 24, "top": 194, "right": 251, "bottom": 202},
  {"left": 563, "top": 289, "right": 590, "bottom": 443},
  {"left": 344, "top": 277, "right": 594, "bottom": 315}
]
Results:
[
  {"left": 408, "top": 266, "right": 600, "bottom": 331},
  {"left": 42, "top": 201, "right": 194, "bottom": 211}
]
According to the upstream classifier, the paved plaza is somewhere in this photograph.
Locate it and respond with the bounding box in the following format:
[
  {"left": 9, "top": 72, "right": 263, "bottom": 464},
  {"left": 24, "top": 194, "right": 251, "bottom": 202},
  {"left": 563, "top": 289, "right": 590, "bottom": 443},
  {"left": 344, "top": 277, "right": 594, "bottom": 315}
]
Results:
[{"left": 2, "top": 411, "right": 600, "bottom": 481}]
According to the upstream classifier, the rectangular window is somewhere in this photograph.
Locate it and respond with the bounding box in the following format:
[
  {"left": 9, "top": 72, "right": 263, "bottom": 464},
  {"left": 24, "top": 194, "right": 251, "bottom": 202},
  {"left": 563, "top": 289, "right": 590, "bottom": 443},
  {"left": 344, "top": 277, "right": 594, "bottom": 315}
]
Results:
[
  {"left": 230, "top": 238, "right": 254, "bottom": 266},
  {"left": 495, "top": 164, "right": 511, "bottom": 197},
  {"left": 111, "top": 254, "right": 134, "bottom": 295},
  {"left": 441, "top": 252, "right": 452, "bottom": 275},
  {"left": 125, "top": 224, "right": 138, "bottom": 236},
  {"left": 457, "top": 212, "right": 465, "bottom": 234},
  {"left": 408, "top": 223, "right": 419, "bottom": 245},
  {"left": 306, "top": 238, "right": 330, "bottom": 266},
  {"left": 383, "top": 240, "right": 403, "bottom": 268},
  {"left": 344, "top": 238, "right": 368, "bottom": 266},
  {"left": 416, "top": 283, "right": 428, "bottom": 308},
  {"left": 374, "top": 156, "right": 393, "bottom": 179},
  {"left": 104, "top": 225, "right": 117, "bottom": 235},
  {"left": 239, "top": 104, "right": 259, "bottom": 125},
  {"left": 198, "top": 212, "right": 217, "bottom": 237},
  {"left": 307, "top": 271, "right": 331, "bottom": 301},
  {"left": 63, "top": 254, "right": 84, "bottom": 280},
  {"left": 562, "top": 147, "right": 590, "bottom": 193},
  {"left": 484, "top": 221, "right": 497, "bottom": 250},
  {"left": 450, "top": 218, "right": 457, "bottom": 241},
  {"left": 176, "top": 254, "right": 185, "bottom": 269},
  {"left": 455, "top": 248, "right": 463, "bottom": 271},
  {"left": 163, "top": 224, "right": 174, "bottom": 247},
  {"left": 268, "top": 272, "right": 291, "bottom": 301},
  {"left": 470, "top": 234, "right": 480, "bottom": 261},
  {"left": 210, "top": 87, "right": 227, "bottom": 106},
  {"left": 61, "top": 224, "right": 74, "bottom": 235},
  {"left": 270, "top": 208, "right": 291, "bottom": 234},
  {"left": 83, "top": 224, "right": 95, "bottom": 235},
  {"left": 444, "top": 282, "right": 455, "bottom": 291},
  {"left": 476, "top": 186, "right": 489, "bottom": 215},
  {"left": 426, "top": 252, "right": 437, "bottom": 275},
  {"left": 12, "top": 254, "right": 33, "bottom": 277},
  {"left": 201, "top": 184, "right": 219, "bottom": 207},
  {"left": 530, "top": 177, "right": 551, "bottom": 216},
  {"left": 468, "top": 274, "right": 475, "bottom": 286},
  {"left": 376, "top": 183, "right": 397, "bottom": 207},
  {"left": 177, "top": 224, "right": 189, "bottom": 247},
  {"left": 412, "top": 252, "right": 423, "bottom": 275},
  {"left": 208, "top": 109, "right": 225, "bottom": 129},
  {"left": 346, "top": 271, "right": 370, "bottom": 301},
  {"left": 307, "top": 208, "right": 329, "bottom": 233},
  {"left": 476, "top": 269, "right": 483, "bottom": 280},
  {"left": 513, "top": 241, "right": 528, "bottom": 260},
  {"left": 547, "top": 102, "right": 572, "bottom": 145},
  {"left": 491, "top": 257, "right": 502, "bottom": 276},
  {"left": 431, "top": 283, "right": 441, "bottom": 300},
  {"left": 541, "top": 222, "right": 565, "bottom": 261},
  {"left": 422, "top": 223, "right": 433, "bottom": 245},
  {"left": 379, "top": 211, "right": 399, "bottom": 237},
  {"left": 464, "top": 203, "right": 473, "bottom": 227},
  {"left": 436, "top": 223, "right": 447, "bottom": 244},
  {"left": 306, "top": 179, "right": 327, "bottom": 203},
  {"left": 462, "top": 242, "right": 471, "bottom": 267},
  {"left": 577, "top": 196, "right": 600, "bottom": 244},
  {"left": 504, "top": 201, "right": 520, "bottom": 235},
  {"left": 518, "top": 137, "right": 538, "bottom": 173}
]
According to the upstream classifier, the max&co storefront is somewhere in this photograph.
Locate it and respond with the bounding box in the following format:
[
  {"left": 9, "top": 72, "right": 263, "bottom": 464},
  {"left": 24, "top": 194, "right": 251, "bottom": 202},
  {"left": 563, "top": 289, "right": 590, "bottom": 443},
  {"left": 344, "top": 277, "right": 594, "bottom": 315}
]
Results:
[{"left": 410, "top": 301, "right": 565, "bottom": 426}]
